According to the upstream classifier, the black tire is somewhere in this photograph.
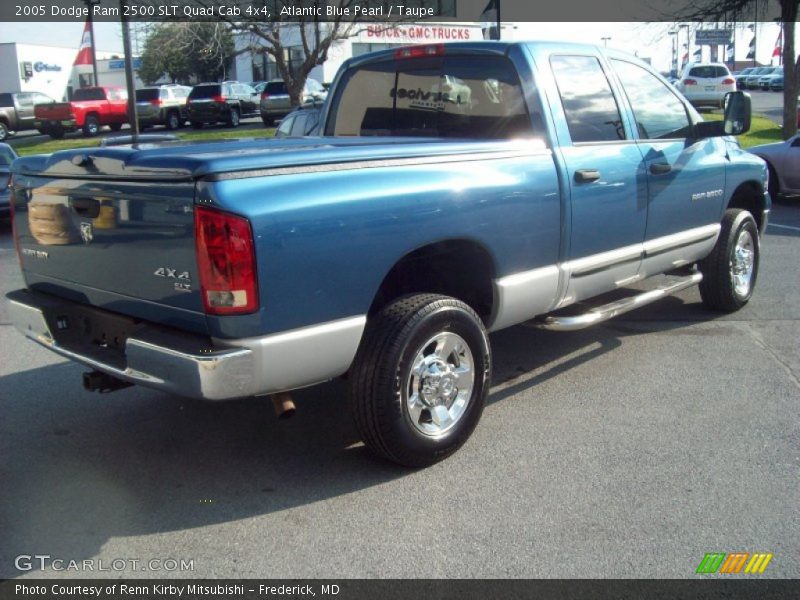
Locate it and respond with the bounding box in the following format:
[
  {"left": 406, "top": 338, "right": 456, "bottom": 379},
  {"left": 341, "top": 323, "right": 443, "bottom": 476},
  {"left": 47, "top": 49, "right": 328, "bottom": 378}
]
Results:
[
  {"left": 227, "top": 108, "right": 240, "bottom": 128},
  {"left": 109, "top": 123, "right": 123, "bottom": 132},
  {"left": 261, "top": 115, "right": 273, "bottom": 126},
  {"left": 0, "top": 122, "right": 8, "bottom": 142},
  {"left": 82, "top": 115, "right": 100, "bottom": 137},
  {"left": 698, "top": 209, "right": 760, "bottom": 312},
  {"left": 349, "top": 294, "right": 491, "bottom": 467},
  {"left": 191, "top": 121, "right": 203, "bottom": 129},
  {"left": 47, "top": 125, "right": 65, "bottom": 139},
  {"left": 166, "top": 110, "right": 180, "bottom": 130}
]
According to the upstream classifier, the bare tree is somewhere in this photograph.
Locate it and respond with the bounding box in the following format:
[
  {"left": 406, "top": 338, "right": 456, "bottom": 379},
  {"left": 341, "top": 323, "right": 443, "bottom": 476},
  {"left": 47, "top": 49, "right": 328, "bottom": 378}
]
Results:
[
  {"left": 181, "top": 0, "right": 415, "bottom": 106},
  {"left": 669, "top": 0, "right": 798, "bottom": 138}
]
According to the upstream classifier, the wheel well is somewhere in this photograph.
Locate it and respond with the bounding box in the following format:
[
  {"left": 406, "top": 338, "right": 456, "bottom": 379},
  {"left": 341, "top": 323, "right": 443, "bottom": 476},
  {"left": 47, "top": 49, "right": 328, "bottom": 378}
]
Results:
[
  {"left": 369, "top": 240, "right": 496, "bottom": 324},
  {"left": 728, "top": 181, "right": 766, "bottom": 231},
  {"left": 85, "top": 112, "right": 99, "bottom": 122},
  {"left": 0, "top": 117, "right": 8, "bottom": 127}
]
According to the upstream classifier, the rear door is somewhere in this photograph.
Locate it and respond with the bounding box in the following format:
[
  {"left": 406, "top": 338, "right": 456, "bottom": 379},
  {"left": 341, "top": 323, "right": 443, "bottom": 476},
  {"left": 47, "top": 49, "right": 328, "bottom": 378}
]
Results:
[
  {"left": 548, "top": 53, "right": 647, "bottom": 302},
  {"left": 610, "top": 58, "right": 727, "bottom": 277}
]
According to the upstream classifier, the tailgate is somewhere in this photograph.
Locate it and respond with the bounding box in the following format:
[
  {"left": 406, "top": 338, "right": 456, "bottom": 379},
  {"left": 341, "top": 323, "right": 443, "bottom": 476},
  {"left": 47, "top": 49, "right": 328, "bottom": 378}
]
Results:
[
  {"left": 11, "top": 174, "right": 208, "bottom": 334},
  {"left": 35, "top": 102, "right": 73, "bottom": 120}
]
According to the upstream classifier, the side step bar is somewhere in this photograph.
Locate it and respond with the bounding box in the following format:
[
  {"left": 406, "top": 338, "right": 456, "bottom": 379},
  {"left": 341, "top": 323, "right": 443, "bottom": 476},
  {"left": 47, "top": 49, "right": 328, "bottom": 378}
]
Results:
[{"left": 533, "top": 272, "right": 703, "bottom": 332}]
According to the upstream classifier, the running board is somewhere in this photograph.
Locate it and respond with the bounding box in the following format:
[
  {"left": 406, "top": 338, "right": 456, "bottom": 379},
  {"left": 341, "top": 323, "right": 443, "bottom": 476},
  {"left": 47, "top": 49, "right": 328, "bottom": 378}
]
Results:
[{"left": 533, "top": 272, "right": 703, "bottom": 332}]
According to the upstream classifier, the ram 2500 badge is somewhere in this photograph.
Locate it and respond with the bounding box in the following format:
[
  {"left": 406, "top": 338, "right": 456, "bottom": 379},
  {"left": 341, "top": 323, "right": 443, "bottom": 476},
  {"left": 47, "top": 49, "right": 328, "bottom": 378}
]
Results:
[{"left": 6, "top": 42, "right": 769, "bottom": 466}]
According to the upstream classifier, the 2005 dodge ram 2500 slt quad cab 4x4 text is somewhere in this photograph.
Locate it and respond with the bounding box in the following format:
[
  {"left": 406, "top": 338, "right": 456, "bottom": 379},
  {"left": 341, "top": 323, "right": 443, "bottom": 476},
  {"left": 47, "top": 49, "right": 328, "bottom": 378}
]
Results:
[{"left": 6, "top": 42, "right": 769, "bottom": 466}]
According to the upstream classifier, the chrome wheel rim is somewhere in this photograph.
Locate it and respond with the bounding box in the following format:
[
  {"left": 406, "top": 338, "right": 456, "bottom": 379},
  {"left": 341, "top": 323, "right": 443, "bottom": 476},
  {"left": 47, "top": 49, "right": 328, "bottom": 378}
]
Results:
[
  {"left": 731, "top": 229, "right": 755, "bottom": 297},
  {"left": 404, "top": 332, "right": 474, "bottom": 437}
]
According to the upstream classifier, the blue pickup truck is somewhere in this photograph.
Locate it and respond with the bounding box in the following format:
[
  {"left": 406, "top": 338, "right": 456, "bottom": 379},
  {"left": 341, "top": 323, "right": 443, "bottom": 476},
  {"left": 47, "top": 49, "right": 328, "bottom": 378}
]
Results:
[{"left": 6, "top": 42, "right": 769, "bottom": 466}]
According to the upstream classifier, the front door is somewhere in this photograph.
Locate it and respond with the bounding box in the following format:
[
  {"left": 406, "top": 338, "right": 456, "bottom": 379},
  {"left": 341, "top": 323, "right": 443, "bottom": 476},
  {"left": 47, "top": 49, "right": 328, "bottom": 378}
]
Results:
[{"left": 610, "top": 59, "right": 727, "bottom": 277}]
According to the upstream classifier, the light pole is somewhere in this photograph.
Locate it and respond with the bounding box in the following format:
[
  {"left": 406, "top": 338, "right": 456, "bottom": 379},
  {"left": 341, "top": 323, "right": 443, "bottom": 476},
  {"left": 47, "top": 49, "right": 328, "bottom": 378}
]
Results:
[
  {"left": 601, "top": 36, "right": 611, "bottom": 48},
  {"left": 678, "top": 24, "right": 689, "bottom": 72}
]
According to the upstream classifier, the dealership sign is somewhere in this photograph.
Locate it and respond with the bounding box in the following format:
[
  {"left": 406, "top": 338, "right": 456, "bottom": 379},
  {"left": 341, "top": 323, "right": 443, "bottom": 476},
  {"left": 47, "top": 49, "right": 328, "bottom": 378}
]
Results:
[
  {"left": 360, "top": 24, "right": 481, "bottom": 44},
  {"left": 695, "top": 29, "right": 733, "bottom": 45},
  {"left": 33, "top": 61, "right": 62, "bottom": 72}
]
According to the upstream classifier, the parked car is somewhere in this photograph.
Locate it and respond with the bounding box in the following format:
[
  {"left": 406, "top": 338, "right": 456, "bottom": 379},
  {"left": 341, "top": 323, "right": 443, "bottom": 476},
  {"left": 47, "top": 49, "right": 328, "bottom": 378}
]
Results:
[
  {"left": 274, "top": 104, "right": 321, "bottom": 138},
  {"left": 675, "top": 63, "right": 736, "bottom": 108},
  {"left": 757, "top": 66, "right": 783, "bottom": 90},
  {"left": 0, "top": 91, "right": 56, "bottom": 141},
  {"left": 0, "top": 142, "right": 17, "bottom": 218},
  {"left": 259, "top": 79, "right": 327, "bottom": 124},
  {"left": 135, "top": 85, "right": 192, "bottom": 130},
  {"left": 733, "top": 67, "right": 755, "bottom": 88},
  {"left": 249, "top": 81, "right": 267, "bottom": 93},
  {"left": 6, "top": 42, "right": 765, "bottom": 467},
  {"left": 769, "top": 74, "right": 784, "bottom": 91},
  {"left": 34, "top": 86, "right": 128, "bottom": 139},
  {"left": 187, "top": 82, "right": 259, "bottom": 128},
  {"left": 743, "top": 67, "right": 770, "bottom": 89},
  {"left": 750, "top": 134, "right": 800, "bottom": 197}
]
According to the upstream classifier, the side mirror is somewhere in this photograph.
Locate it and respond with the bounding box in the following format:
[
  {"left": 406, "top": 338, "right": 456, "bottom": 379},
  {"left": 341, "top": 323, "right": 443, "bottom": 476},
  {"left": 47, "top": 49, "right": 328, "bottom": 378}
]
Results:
[{"left": 722, "top": 91, "right": 751, "bottom": 135}]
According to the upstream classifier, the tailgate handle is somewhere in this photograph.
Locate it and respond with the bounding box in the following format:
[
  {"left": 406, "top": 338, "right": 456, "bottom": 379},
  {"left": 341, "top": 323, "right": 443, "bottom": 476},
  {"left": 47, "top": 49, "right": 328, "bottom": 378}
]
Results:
[{"left": 70, "top": 197, "right": 101, "bottom": 218}]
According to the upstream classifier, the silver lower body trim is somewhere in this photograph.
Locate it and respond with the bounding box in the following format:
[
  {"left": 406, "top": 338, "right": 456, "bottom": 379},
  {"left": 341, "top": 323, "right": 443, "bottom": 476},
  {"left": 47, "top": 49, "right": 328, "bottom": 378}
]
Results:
[
  {"left": 489, "top": 224, "right": 721, "bottom": 331},
  {"left": 6, "top": 289, "right": 365, "bottom": 401}
]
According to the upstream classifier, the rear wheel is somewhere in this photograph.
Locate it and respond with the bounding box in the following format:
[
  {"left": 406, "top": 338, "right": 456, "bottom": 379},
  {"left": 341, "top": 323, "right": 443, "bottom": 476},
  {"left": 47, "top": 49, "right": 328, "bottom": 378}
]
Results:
[
  {"left": 698, "top": 209, "right": 760, "bottom": 312},
  {"left": 349, "top": 294, "right": 491, "bottom": 467},
  {"left": 261, "top": 115, "right": 273, "bottom": 126},
  {"left": 109, "top": 123, "right": 123, "bottom": 132},
  {"left": 47, "top": 125, "right": 65, "bottom": 139},
  {"left": 191, "top": 121, "right": 203, "bottom": 129},
  {"left": 166, "top": 110, "right": 180, "bottom": 130},
  {"left": 227, "top": 108, "right": 240, "bottom": 128},
  {"left": 82, "top": 115, "right": 100, "bottom": 137},
  {"left": 0, "top": 122, "right": 8, "bottom": 141}
]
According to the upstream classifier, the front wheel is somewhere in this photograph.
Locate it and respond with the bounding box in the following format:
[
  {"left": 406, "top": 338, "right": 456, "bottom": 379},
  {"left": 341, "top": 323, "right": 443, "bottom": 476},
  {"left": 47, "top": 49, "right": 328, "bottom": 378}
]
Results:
[
  {"left": 698, "top": 209, "right": 760, "bottom": 312},
  {"left": 349, "top": 294, "right": 491, "bottom": 467},
  {"left": 0, "top": 122, "right": 8, "bottom": 141}
]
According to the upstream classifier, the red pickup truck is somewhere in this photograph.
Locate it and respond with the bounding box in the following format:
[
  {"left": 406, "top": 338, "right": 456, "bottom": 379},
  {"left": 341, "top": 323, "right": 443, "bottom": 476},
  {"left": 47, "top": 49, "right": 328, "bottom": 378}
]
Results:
[{"left": 34, "top": 86, "right": 129, "bottom": 139}]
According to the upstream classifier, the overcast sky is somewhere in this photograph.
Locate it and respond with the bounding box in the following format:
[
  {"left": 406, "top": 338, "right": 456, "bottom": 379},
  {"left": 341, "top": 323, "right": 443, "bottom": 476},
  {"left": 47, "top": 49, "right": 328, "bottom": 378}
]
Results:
[{"left": 4, "top": 20, "right": 792, "bottom": 73}]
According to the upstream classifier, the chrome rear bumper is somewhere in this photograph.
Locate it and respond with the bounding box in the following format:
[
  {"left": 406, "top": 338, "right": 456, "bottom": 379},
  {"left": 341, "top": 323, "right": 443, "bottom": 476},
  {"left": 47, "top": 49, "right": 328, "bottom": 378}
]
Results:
[{"left": 6, "top": 289, "right": 365, "bottom": 401}]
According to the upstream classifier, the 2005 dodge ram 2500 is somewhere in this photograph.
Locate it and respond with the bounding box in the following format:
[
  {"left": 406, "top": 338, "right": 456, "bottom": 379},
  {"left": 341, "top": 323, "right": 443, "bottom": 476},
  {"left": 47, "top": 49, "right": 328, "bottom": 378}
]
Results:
[{"left": 6, "top": 42, "right": 769, "bottom": 466}]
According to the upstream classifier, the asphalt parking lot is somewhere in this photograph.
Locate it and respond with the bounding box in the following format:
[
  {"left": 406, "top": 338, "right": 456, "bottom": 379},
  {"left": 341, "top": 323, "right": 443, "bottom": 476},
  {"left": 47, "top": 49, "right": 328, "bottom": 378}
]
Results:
[{"left": 0, "top": 200, "right": 798, "bottom": 579}]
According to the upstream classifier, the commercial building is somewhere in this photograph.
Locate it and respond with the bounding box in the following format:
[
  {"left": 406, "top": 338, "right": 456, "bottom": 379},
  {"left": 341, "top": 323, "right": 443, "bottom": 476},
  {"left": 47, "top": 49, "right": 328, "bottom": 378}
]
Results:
[{"left": 0, "top": 42, "right": 143, "bottom": 101}]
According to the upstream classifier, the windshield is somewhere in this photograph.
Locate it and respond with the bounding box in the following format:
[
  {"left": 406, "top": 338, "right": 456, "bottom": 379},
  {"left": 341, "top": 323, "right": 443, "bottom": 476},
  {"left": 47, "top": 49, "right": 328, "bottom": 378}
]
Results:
[{"left": 327, "top": 55, "right": 534, "bottom": 139}]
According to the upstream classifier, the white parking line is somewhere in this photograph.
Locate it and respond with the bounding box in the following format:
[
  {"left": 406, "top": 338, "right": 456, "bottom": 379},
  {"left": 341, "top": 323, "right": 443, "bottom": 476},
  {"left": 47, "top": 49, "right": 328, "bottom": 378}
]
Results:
[{"left": 768, "top": 223, "right": 800, "bottom": 232}]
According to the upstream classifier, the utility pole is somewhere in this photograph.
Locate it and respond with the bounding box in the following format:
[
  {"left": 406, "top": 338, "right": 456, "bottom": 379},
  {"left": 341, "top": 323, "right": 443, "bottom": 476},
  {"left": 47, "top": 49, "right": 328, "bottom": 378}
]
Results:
[
  {"left": 84, "top": 0, "right": 100, "bottom": 85},
  {"left": 120, "top": 0, "right": 139, "bottom": 141}
]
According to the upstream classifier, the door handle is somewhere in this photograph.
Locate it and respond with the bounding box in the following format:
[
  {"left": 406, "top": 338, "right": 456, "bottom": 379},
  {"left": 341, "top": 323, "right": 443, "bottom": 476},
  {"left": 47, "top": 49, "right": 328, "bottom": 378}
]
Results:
[
  {"left": 574, "top": 169, "right": 601, "bottom": 183},
  {"left": 649, "top": 162, "right": 672, "bottom": 175}
]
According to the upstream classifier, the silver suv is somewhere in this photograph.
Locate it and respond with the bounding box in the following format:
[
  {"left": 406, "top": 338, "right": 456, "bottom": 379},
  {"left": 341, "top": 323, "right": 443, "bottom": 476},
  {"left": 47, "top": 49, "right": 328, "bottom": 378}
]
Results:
[
  {"left": 135, "top": 85, "right": 192, "bottom": 130},
  {"left": 259, "top": 79, "right": 326, "bottom": 125}
]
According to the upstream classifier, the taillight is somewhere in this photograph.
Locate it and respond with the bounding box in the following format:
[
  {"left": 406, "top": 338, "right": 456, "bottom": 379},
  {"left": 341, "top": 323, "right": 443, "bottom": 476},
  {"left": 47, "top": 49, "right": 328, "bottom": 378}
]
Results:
[
  {"left": 149, "top": 98, "right": 162, "bottom": 106},
  {"left": 722, "top": 78, "right": 735, "bottom": 85},
  {"left": 212, "top": 95, "right": 226, "bottom": 103},
  {"left": 394, "top": 44, "right": 445, "bottom": 60},
  {"left": 261, "top": 91, "right": 269, "bottom": 100},
  {"left": 684, "top": 79, "right": 697, "bottom": 85},
  {"left": 194, "top": 206, "right": 258, "bottom": 315}
]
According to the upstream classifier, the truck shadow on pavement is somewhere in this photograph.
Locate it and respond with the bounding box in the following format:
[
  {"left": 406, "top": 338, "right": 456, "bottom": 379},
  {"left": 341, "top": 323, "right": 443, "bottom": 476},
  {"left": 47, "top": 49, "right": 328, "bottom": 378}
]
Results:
[{"left": 0, "top": 291, "right": 720, "bottom": 578}]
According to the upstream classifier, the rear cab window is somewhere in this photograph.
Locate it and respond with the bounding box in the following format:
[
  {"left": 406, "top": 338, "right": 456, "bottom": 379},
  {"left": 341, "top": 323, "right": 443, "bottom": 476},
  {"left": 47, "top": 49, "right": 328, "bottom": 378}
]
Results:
[
  {"left": 72, "top": 88, "right": 107, "bottom": 101},
  {"left": 326, "top": 54, "right": 536, "bottom": 139}
]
